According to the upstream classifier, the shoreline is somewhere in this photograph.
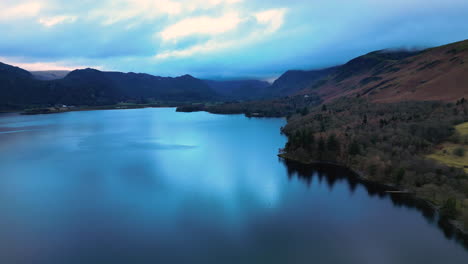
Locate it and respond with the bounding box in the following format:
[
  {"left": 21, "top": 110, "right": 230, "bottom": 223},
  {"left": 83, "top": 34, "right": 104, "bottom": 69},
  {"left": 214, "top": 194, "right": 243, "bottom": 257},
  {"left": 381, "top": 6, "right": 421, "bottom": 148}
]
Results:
[
  {"left": 278, "top": 152, "right": 468, "bottom": 238},
  {"left": 19, "top": 104, "right": 180, "bottom": 115}
]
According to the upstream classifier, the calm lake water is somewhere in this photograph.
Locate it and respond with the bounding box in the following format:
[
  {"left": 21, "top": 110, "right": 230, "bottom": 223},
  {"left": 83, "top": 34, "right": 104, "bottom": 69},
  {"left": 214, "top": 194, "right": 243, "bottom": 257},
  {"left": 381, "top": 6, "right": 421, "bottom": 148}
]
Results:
[{"left": 0, "top": 108, "right": 467, "bottom": 264}]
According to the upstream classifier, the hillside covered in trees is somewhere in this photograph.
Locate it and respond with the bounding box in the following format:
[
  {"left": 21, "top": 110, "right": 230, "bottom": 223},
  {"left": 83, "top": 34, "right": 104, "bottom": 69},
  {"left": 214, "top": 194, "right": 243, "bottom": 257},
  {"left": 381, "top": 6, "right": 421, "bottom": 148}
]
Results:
[
  {"left": 0, "top": 63, "right": 218, "bottom": 110},
  {"left": 281, "top": 97, "right": 468, "bottom": 233}
]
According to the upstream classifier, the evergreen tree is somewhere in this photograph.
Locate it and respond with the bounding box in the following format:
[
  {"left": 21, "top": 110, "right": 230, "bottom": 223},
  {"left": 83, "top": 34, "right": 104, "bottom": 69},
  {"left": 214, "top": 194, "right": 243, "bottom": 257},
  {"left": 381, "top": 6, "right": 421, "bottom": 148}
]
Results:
[
  {"left": 362, "top": 114, "right": 368, "bottom": 125},
  {"left": 307, "top": 133, "right": 315, "bottom": 151},
  {"left": 318, "top": 137, "right": 326, "bottom": 156},
  {"left": 395, "top": 168, "right": 405, "bottom": 184},
  {"left": 440, "top": 198, "right": 459, "bottom": 219},
  {"left": 348, "top": 140, "right": 360, "bottom": 156},
  {"left": 327, "top": 134, "right": 340, "bottom": 153}
]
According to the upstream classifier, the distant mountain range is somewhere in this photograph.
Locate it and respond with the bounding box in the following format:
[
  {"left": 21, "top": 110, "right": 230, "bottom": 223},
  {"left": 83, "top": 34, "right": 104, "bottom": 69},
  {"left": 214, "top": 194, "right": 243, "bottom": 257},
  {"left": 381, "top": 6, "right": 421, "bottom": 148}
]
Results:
[
  {"left": 0, "top": 65, "right": 218, "bottom": 110},
  {"left": 1, "top": 39, "right": 467, "bottom": 110},
  {"left": 30, "top": 71, "right": 272, "bottom": 100},
  {"left": 0, "top": 63, "right": 279, "bottom": 110}
]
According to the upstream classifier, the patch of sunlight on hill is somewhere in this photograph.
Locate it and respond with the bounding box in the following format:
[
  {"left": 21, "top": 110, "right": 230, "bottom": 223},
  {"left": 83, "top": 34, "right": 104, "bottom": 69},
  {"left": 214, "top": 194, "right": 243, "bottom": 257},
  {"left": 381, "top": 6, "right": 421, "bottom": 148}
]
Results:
[
  {"left": 456, "top": 122, "right": 468, "bottom": 137},
  {"left": 427, "top": 122, "right": 468, "bottom": 172}
]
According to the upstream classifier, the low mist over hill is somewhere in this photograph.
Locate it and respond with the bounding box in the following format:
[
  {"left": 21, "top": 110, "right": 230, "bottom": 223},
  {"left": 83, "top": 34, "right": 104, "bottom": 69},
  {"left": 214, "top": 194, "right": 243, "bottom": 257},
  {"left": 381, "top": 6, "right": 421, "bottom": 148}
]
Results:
[
  {"left": 204, "top": 79, "right": 270, "bottom": 100},
  {"left": 266, "top": 67, "right": 339, "bottom": 97},
  {"left": 31, "top": 71, "right": 70, "bottom": 80}
]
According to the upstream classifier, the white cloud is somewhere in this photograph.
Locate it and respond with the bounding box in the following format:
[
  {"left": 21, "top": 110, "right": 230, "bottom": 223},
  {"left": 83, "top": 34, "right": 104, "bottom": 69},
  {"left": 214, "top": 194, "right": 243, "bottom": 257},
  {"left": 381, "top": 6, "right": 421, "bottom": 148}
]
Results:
[
  {"left": 0, "top": 1, "right": 290, "bottom": 71},
  {"left": 90, "top": 0, "right": 182, "bottom": 25},
  {"left": 0, "top": 2, "right": 43, "bottom": 21},
  {"left": 204, "top": 0, "right": 242, "bottom": 5},
  {"left": 156, "top": 39, "right": 231, "bottom": 59},
  {"left": 89, "top": 0, "right": 245, "bottom": 26},
  {"left": 255, "top": 8, "right": 287, "bottom": 33},
  {"left": 184, "top": 0, "right": 243, "bottom": 11},
  {"left": 160, "top": 12, "right": 242, "bottom": 41},
  {"left": 156, "top": 8, "right": 288, "bottom": 59},
  {"left": 38, "top": 15, "right": 77, "bottom": 27}
]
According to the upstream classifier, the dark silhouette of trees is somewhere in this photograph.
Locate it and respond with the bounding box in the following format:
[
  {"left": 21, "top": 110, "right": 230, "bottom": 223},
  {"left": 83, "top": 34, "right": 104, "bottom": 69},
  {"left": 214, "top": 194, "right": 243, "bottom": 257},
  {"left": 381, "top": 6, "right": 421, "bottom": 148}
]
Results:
[
  {"left": 348, "top": 140, "right": 360, "bottom": 156},
  {"left": 453, "top": 147, "right": 465, "bottom": 157},
  {"left": 327, "top": 134, "right": 340, "bottom": 154},
  {"left": 440, "top": 198, "right": 459, "bottom": 220}
]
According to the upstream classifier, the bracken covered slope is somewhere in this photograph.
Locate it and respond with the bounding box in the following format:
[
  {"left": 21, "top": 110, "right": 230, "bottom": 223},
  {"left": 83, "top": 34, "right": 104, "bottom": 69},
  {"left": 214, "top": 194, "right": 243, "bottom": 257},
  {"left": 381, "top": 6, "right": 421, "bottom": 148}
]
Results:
[{"left": 306, "top": 39, "right": 468, "bottom": 103}]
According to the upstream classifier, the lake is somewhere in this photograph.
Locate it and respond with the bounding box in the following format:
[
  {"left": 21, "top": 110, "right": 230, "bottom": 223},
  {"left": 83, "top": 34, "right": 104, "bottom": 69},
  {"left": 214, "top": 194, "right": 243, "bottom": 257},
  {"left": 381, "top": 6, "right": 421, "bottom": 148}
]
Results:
[{"left": 0, "top": 108, "right": 467, "bottom": 264}]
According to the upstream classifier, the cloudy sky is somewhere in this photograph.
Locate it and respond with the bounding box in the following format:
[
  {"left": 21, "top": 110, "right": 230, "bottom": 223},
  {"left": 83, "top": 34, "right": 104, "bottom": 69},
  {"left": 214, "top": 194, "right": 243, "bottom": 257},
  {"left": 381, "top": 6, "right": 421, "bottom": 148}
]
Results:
[{"left": 1, "top": 0, "right": 467, "bottom": 80}]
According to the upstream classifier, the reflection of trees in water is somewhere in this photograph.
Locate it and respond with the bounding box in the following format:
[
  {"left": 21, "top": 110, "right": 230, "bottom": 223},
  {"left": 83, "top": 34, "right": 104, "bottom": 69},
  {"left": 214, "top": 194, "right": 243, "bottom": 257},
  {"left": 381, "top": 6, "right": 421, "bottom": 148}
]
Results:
[{"left": 280, "top": 158, "right": 468, "bottom": 250}]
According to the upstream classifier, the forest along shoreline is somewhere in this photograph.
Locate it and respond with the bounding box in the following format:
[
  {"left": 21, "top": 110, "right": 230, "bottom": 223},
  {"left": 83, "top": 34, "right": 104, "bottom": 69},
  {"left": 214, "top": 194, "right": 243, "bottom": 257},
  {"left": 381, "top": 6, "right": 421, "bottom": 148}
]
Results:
[
  {"left": 178, "top": 97, "right": 468, "bottom": 240},
  {"left": 280, "top": 97, "right": 468, "bottom": 238},
  {"left": 20, "top": 103, "right": 182, "bottom": 115}
]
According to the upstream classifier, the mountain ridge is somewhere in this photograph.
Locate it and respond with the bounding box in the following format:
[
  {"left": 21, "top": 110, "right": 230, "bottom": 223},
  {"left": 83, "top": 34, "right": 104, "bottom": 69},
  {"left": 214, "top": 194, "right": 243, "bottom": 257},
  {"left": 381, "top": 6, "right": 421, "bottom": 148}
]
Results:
[
  {"left": 303, "top": 39, "right": 468, "bottom": 103},
  {"left": 0, "top": 65, "right": 218, "bottom": 109}
]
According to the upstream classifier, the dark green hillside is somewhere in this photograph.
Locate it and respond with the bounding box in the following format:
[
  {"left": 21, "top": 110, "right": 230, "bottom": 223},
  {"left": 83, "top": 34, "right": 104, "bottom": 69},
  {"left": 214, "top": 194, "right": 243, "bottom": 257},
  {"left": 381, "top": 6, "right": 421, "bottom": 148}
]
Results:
[
  {"left": 62, "top": 69, "right": 216, "bottom": 102},
  {"left": 0, "top": 62, "right": 54, "bottom": 109}
]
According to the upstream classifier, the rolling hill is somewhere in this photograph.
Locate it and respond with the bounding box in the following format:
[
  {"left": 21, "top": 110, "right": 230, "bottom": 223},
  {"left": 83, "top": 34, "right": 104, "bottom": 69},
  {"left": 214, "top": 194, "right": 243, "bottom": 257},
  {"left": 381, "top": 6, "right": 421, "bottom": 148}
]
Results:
[{"left": 0, "top": 64, "right": 218, "bottom": 110}]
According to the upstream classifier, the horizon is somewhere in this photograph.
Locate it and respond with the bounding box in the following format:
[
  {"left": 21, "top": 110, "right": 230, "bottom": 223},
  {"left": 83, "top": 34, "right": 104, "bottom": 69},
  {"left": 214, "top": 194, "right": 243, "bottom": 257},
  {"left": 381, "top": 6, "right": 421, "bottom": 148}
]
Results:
[
  {"left": 3, "top": 39, "right": 464, "bottom": 83},
  {"left": 1, "top": 0, "right": 467, "bottom": 80}
]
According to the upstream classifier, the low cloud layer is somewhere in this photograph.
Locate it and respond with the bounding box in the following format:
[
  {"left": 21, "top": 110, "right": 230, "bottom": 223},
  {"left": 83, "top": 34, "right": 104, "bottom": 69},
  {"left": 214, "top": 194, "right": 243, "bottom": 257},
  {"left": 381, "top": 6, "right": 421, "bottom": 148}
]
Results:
[{"left": 0, "top": 0, "right": 467, "bottom": 79}]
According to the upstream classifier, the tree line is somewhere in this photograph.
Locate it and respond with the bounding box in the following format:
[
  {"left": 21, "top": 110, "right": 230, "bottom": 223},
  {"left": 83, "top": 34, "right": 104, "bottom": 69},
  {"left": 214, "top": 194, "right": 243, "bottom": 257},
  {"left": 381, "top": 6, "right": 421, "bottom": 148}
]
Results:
[{"left": 282, "top": 97, "right": 468, "bottom": 229}]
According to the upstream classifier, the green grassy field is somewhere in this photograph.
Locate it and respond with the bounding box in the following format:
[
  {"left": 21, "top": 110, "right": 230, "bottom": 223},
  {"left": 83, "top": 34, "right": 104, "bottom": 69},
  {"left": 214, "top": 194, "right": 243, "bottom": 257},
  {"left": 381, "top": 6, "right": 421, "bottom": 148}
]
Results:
[
  {"left": 456, "top": 122, "right": 468, "bottom": 137},
  {"left": 428, "top": 122, "right": 468, "bottom": 172}
]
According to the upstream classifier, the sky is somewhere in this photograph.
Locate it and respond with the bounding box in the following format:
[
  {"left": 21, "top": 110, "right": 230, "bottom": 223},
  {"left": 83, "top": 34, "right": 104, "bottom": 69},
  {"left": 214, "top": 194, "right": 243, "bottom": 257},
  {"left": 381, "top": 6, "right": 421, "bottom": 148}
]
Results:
[{"left": 0, "top": 0, "right": 468, "bottom": 80}]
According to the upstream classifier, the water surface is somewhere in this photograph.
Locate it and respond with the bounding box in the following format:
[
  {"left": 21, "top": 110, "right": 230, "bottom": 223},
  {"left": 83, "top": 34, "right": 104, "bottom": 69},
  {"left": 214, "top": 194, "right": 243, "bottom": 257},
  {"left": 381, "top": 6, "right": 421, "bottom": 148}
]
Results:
[{"left": 0, "top": 108, "right": 466, "bottom": 264}]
